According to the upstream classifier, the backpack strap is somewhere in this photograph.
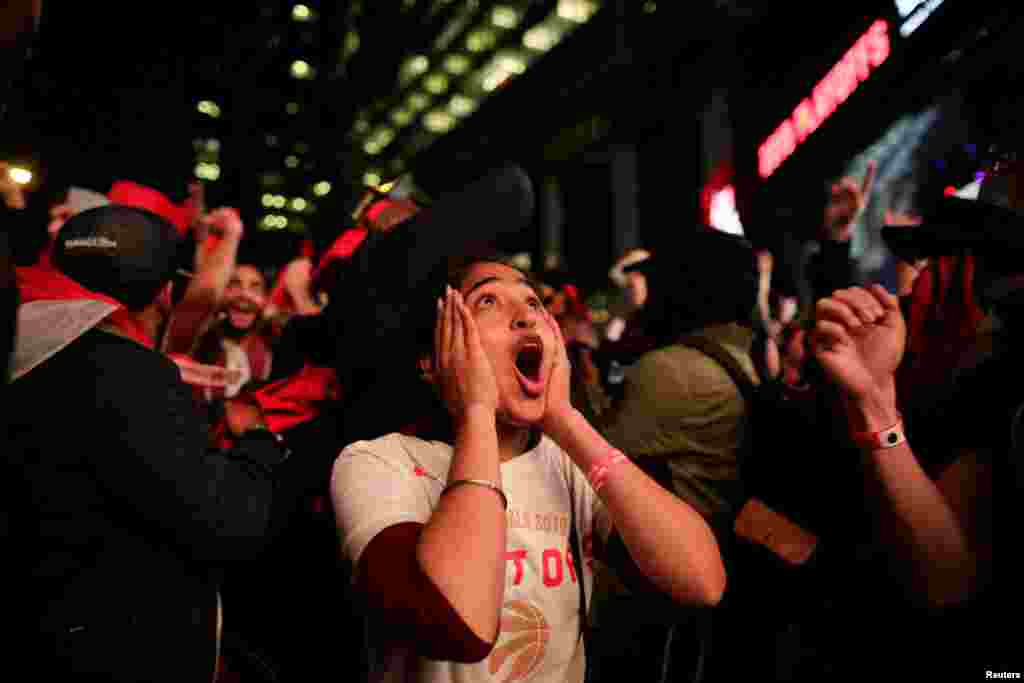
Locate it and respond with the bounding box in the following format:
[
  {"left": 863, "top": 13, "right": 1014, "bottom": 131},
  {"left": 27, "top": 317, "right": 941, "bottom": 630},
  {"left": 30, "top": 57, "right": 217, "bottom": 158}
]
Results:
[
  {"left": 566, "top": 469, "right": 587, "bottom": 645},
  {"left": 678, "top": 334, "right": 759, "bottom": 525},
  {"left": 678, "top": 335, "right": 757, "bottom": 403},
  {"left": 569, "top": 504, "right": 587, "bottom": 643}
]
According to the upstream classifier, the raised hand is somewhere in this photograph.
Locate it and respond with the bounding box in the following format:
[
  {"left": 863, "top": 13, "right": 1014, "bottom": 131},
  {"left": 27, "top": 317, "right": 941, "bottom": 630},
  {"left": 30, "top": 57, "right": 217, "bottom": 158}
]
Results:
[
  {"left": 201, "top": 207, "right": 244, "bottom": 241},
  {"left": 811, "top": 285, "right": 905, "bottom": 404},
  {"left": 434, "top": 287, "right": 499, "bottom": 420},
  {"left": 824, "top": 159, "right": 877, "bottom": 242}
]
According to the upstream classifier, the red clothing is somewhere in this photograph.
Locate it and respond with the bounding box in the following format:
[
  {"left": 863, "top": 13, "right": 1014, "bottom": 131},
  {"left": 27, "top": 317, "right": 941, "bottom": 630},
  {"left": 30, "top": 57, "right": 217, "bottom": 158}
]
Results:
[
  {"left": 250, "top": 362, "right": 339, "bottom": 433},
  {"left": 310, "top": 227, "right": 368, "bottom": 293},
  {"left": 16, "top": 264, "right": 153, "bottom": 348},
  {"left": 897, "top": 254, "right": 986, "bottom": 406},
  {"left": 213, "top": 363, "right": 339, "bottom": 449},
  {"left": 240, "top": 333, "right": 273, "bottom": 383}
]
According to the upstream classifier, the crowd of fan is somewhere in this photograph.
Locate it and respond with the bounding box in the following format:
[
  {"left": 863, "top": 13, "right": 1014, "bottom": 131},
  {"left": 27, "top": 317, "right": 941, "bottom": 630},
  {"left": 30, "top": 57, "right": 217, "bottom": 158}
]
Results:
[{"left": 1, "top": 154, "right": 1004, "bottom": 682}]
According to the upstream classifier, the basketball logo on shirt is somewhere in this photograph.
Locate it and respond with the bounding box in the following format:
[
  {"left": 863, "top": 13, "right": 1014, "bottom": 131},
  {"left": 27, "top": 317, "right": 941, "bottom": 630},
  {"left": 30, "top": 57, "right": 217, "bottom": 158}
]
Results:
[{"left": 488, "top": 599, "right": 550, "bottom": 682}]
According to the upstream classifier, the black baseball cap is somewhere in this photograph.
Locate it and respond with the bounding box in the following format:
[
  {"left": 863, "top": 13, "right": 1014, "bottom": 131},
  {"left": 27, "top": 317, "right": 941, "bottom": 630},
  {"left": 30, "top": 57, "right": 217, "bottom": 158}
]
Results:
[
  {"left": 882, "top": 196, "right": 1024, "bottom": 275},
  {"left": 53, "top": 204, "right": 182, "bottom": 310}
]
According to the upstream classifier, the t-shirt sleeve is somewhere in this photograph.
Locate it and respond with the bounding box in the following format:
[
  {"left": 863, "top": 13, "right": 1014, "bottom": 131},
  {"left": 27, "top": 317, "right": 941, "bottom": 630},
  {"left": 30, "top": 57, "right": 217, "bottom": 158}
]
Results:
[{"left": 330, "top": 435, "right": 435, "bottom": 573}]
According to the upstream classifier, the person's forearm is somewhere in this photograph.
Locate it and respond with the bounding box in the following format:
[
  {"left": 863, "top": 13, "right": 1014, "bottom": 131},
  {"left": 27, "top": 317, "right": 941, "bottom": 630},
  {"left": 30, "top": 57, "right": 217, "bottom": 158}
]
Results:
[
  {"left": 194, "top": 232, "right": 242, "bottom": 303},
  {"left": 163, "top": 234, "right": 241, "bottom": 354},
  {"left": 547, "top": 408, "right": 726, "bottom": 606},
  {"left": 284, "top": 258, "right": 322, "bottom": 315},
  {"left": 417, "top": 405, "right": 506, "bottom": 644},
  {"left": 847, "top": 392, "right": 976, "bottom": 606}
]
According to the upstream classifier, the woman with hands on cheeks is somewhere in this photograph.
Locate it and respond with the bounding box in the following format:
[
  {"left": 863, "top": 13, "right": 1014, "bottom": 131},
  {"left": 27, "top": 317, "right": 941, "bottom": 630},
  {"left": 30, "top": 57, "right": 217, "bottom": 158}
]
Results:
[
  {"left": 331, "top": 257, "right": 725, "bottom": 683},
  {"left": 811, "top": 284, "right": 990, "bottom": 608}
]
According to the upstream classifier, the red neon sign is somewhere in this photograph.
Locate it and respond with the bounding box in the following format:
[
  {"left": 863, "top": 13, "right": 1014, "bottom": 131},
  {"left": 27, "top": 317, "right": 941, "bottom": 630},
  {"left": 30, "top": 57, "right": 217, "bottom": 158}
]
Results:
[{"left": 758, "top": 19, "right": 890, "bottom": 179}]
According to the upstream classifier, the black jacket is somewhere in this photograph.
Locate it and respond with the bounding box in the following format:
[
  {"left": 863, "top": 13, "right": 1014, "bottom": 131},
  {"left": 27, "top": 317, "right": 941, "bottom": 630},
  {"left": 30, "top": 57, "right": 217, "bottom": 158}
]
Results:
[{"left": 4, "top": 328, "right": 287, "bottom": 681}]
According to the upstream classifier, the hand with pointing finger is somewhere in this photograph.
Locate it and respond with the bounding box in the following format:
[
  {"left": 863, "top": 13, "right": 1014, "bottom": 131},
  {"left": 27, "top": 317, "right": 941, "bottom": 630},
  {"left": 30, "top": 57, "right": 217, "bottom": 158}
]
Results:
[{"left": 824, "top": 160, "right": 877, "bottom": 242}]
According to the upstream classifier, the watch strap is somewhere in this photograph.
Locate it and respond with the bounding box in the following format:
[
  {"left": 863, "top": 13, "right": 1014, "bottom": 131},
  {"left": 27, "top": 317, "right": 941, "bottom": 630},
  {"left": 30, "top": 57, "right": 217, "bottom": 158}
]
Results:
[{"left": 852, "top": 417, "right": 906, "bottom": 451}]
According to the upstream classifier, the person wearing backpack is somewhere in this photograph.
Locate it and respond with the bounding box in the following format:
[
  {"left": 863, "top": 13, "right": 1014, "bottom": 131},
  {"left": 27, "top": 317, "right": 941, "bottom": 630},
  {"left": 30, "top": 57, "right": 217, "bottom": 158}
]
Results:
[{"left": 577, "top": 227, "right": 764, "bottom": 681}]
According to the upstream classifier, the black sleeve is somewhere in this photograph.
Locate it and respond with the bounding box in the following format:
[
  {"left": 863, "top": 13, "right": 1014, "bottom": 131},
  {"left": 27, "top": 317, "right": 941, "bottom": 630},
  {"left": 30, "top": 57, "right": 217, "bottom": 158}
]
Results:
[{"left": 91, "top": 351, "right": 288, "bottom": 566}]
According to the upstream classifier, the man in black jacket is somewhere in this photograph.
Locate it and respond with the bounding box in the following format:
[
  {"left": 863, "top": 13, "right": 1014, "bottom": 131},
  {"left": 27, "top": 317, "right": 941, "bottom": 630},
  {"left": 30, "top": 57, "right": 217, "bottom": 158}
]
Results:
[{"left": 5, "top": 205, "right": 289, "bottom": 681}]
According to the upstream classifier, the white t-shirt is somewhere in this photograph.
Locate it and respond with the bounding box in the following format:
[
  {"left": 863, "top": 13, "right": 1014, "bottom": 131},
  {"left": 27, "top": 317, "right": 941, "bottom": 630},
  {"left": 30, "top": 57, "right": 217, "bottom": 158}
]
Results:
[{"left": 331, "top": 433, "right": 613, "bottom": 683}]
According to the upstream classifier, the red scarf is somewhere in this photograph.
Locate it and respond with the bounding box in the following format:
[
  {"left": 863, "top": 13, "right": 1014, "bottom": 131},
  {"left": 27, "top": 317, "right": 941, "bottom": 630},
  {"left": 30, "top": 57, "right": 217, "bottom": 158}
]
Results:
[
  {"left": 308, "top": 227, "right": 367, "bottom": 294},
  {"left": 15, "top": 264, "right": 155, "bottom": 349},
  {"left": 212, "top": 362, "right": 340, "bottom": 449},
  {"left": 250, "top": 363, "right": 339, "bottom": 433}
]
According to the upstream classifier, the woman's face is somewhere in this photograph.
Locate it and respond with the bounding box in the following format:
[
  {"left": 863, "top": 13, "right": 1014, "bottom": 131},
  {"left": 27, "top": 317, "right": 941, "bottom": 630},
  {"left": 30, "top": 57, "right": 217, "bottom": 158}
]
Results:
[{"left": 453, "top": 262, "right": 558, "bottom": 427}]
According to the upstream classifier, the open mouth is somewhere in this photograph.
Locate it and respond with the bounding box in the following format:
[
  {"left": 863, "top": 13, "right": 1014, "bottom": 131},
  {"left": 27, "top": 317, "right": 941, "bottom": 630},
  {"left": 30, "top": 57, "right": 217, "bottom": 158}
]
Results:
[
  {"left": 227, "top": 304, "right": 259, "bottom": 328},
  {"left": 513, "top": 336, "right": 545, "bottom": 397}
]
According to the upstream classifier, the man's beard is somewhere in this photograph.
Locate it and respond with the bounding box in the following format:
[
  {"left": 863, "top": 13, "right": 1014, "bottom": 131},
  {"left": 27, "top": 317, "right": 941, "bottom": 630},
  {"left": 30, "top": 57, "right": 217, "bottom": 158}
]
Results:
[
  {"left": 222, "top": 301, "right": 262, "bottom": 338},
  {"left": 221, "top": 317, "right": 252, "bottom": 339}
]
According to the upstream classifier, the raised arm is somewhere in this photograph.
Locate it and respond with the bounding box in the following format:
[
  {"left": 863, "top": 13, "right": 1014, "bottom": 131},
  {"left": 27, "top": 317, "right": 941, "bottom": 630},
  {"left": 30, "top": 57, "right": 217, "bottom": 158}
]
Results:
[
  {"left": 163, "top": 208, "right": 243, "bottom": 354},
  {"left": 333, "top": 288, "right": 506, "bottom": 662},
  {"left": 812, "top": 285, "right": 987, "bottom": 606},
  {"left": 416, "top": 288, "right": 506, "bottom": 645},
  {"left": 539, "top": 308, "right": 727, "bottom": 607}
]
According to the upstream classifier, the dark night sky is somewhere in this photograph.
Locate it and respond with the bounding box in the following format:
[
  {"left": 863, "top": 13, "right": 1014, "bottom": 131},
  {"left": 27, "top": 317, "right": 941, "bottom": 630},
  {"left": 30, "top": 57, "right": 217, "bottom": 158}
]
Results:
[{"left": 5, "top": 1, "right": 1023, "bottom": 274}]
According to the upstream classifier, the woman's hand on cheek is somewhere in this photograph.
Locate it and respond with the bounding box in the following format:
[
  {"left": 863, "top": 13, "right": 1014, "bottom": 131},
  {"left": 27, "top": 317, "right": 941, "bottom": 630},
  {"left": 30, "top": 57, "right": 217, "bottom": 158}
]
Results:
[
  {"left": 540, "top": 307, "right": 574, "bottom": 434},
  {"left": 435, "top": 287, "right": 500, "bottom": 422}
]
